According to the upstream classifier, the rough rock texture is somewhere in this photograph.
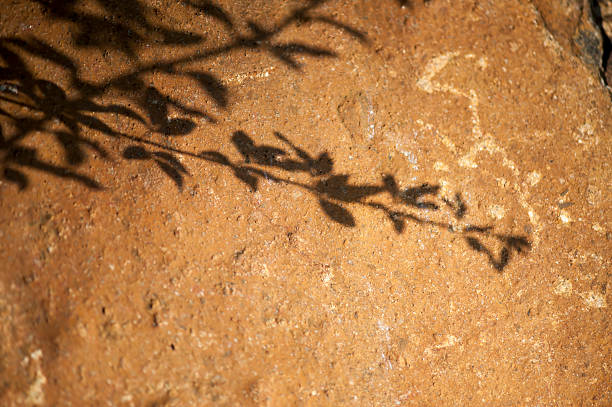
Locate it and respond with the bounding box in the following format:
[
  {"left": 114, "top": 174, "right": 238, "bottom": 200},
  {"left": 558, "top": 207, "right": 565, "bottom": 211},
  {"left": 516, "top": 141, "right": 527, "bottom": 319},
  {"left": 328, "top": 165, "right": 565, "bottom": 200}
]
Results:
[
  {"left": 601, "top": 0, "right": 612, "bottom": 37},
  {"left": 533, "top": 0, "right": 605, "bottom": 75},
  {"left": 597, "top": 0, "right": 612, "bottom": 83},
  {"left": 0, "top": 0, "right": 610, "bottom": 406}
]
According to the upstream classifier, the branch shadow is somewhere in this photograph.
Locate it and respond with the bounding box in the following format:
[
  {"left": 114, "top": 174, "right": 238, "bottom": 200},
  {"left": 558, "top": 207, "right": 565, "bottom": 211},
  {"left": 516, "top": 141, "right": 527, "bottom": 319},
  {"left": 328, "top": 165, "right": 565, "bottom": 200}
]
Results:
[
  {"left": 1, "top": 0, "right": 366, "bottom": 190},
  {"left": 0, "top": 0, "right": 531, "bottom": 270},
  {"left": 193, "top": 130, "right": 531, "bottom": 271}
]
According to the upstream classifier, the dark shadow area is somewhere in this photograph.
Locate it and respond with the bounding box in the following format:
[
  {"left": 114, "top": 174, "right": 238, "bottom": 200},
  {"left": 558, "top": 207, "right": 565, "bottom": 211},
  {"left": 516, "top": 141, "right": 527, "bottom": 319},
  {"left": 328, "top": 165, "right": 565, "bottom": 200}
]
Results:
[
  {"left": 0, "top": 0, "right": 530, "bottom": 270},
  {"left": 195, "top": 130, "right": 531, "bottom": 271},
  {"left": 592, "top": 0, "right": 612, "bottom": 84},
  {"left": 1, "top": 0, "right": 366, "bottom": 191},
  {"left": 123, "top": 145, "right": 189, "bottom": 190}
]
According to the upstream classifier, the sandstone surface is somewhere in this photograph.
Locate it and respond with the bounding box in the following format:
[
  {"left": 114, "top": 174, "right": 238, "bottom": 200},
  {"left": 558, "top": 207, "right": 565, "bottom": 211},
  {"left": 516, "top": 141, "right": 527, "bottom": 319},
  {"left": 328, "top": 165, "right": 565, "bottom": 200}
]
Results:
[{"left": 0, "top": 0, "right": 610, "bottom": 405}]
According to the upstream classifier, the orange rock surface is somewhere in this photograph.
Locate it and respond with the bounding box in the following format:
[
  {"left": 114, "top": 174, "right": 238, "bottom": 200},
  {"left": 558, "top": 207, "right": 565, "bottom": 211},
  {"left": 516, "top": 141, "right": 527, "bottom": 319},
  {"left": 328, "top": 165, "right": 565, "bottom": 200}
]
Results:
[{"left": 1, "top": 1, "right": 610, "bottom": 405}]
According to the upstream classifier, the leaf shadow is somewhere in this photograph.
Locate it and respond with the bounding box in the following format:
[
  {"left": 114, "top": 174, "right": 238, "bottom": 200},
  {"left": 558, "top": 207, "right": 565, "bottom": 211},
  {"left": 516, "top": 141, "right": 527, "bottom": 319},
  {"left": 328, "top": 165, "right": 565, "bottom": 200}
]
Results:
[{"left": 0, "top": 1, "right": 532, "bottom": 270}]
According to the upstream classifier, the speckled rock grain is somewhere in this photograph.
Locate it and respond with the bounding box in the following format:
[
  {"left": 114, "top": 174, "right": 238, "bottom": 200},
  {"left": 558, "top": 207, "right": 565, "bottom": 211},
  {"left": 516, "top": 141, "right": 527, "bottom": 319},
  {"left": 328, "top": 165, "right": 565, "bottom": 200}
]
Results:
[{"left": 0, "top": 0, "right": 610, "bottom": 406}]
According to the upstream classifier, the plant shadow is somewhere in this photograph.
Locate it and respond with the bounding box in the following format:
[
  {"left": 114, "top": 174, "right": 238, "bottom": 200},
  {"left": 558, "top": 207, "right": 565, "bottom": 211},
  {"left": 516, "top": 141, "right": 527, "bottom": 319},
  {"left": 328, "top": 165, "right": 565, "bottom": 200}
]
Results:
[{"left": 0, "top": 0, "right": 530, "bottom": 270}]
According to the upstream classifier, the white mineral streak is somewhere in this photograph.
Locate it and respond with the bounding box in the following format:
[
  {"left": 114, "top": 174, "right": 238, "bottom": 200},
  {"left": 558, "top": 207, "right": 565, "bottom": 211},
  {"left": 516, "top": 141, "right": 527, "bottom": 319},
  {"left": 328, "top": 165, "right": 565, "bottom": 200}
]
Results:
[
  {"left": 424, "top": 335, "right": 460, "bottom": 356},
  {"left": 553, "top": 277, "right": 573, "bottom": 296},
  {"left": 489, "top": 204, "right": 506, "bottom": 220},
  {"left": 224, "top": 67, "right": 275, "bottom": 84},
  {"left": 24, "top": 349, "right": 46, "bottom": 406},
  {"left": 580, "top": 291, "right": 607, "bottom": 309},
  {"left": 417, "top": 53, "right": 542, "bottom": 248},
  {"left": 526, "top": 171, "right": 541, "bottom": 186}
]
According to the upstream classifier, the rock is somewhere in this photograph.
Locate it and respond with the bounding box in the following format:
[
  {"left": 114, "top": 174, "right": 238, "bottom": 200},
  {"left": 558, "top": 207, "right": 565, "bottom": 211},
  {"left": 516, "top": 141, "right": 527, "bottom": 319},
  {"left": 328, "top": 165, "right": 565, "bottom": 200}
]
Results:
[
  {"left": 532, "top": 0, "right": 609, "bottom": 82},
  {"left": 0, "top": 0, "right": 610, "bottom": 405}
]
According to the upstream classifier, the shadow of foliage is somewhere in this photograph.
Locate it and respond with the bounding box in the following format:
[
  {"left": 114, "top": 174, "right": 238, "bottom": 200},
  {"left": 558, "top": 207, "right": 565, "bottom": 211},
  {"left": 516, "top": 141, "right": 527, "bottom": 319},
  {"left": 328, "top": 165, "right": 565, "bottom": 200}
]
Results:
[
  {"left": 0, "top": 0, "right": 530, "bottom": 270},
  {"left": 1, "top": 0, "right": 367, "bottom": 190},
  {"left": 34, "top": 0, "right": 204, "bottom": 57},
  {"left": 123, "top": 145, "right": 189, "bottom": 190},
  {"left": 196, "top": 130, "right": 531, "bottom": 270}
]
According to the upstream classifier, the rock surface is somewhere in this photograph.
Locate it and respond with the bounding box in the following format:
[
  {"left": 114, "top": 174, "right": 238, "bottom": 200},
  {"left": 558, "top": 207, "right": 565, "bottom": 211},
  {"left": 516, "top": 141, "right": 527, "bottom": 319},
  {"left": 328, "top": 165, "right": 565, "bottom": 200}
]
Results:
[{"left": 0, "top": 0, "right": 610, "bottom": 405}]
